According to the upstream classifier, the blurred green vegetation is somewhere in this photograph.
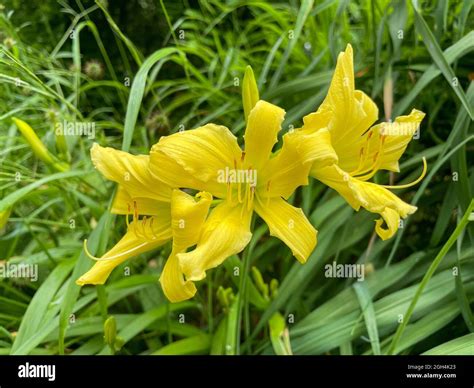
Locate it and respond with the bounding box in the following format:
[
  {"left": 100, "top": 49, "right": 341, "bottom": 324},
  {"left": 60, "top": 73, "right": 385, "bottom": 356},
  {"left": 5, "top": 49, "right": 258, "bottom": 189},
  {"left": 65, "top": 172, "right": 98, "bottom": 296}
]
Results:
[{"left": 0, "top": 0, "right": 472, "bottom": 355}]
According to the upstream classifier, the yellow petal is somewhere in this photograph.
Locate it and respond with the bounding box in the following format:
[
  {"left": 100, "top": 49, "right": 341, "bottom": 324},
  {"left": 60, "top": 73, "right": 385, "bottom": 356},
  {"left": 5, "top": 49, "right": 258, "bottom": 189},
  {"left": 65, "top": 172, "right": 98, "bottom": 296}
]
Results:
[
  {"left": 160, "top": 252, "right": 197, "bottom": 303},
  {"left": 254, "top": 197, "right": 317, "bottom": 263},
  {"left": 111, "top": 185, "right": 171, "bottom": 216},
  {"left": 304, "top": 44, "right": 379, "bottom": 172},
  {"left": 151, "top": 124, "right": 242, "bottom": 184},
  {"left": 91, "top": 143, "right": 171, "bottom": 202},
  {"left": 361, "top": 109, "right": 425, "bottom": 173},
  {"left": 76, "top": 215, "right": 172, "bottom": 285},
  {"left": 171, "top": 189, "right": 212, "bottom": 251},
  {"left": 288, "top": 127, "right": 338, "bottom": 169},
  {"left": 375, "top": 207, "right": 401, "bottom": 241},
  {"left": 311, "top": 164, "right": 363, "bottom": 210},
  {"left": 243, "top": 100, "right": 285, "bottom": 170},
  {"left": 312, "top": 164, "right": 417, "bottom": 240},
  {"left": 299, "top": 110, "right": 331, "bottom": 132},
  {"left": 328, "top": 90, "right": 379, "bottom": 172},
  {"left": 159, "top": 189, "right": 213, "bottom": 302},
  {"left": 259, "top": 132, "right": 313, "bottom": 199},
  {"left": 149, "top": 148, "right": 225, "bottom": 197},
  {"left": 178, "top": 202, "right": 252, "bottom": 282}
]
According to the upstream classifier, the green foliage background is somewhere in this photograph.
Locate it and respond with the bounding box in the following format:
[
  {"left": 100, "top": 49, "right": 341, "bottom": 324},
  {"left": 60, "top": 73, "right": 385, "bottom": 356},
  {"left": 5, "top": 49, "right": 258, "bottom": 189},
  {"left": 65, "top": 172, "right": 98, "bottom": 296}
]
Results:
[{"left": 0, "top": 0, "right": 473, "bottom": 355}]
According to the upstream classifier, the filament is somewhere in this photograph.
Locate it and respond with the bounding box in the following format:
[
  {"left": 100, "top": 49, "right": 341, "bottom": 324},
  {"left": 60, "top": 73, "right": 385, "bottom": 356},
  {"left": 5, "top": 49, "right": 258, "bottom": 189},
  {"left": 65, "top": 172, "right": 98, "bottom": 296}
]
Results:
[
  {"left": 83, "top": 239, "right": 149, "bottom": 262},
  {"left": 352, "top": 133, "right": 386, "bottom": 180},
  {"left": 381, "top": 157, "right": 427, "bottom": 189},
  {"left": 126, "top": 203, "right": 131, "bottom": 227},
  {"left": 350, "top": 130, "right": 373, "bottom": 176}
]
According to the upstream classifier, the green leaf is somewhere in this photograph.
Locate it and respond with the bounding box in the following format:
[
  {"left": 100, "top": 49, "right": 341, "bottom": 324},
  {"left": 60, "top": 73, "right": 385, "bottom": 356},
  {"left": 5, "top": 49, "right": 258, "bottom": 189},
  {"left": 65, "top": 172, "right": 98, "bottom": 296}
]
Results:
[
  {"left": 269, "top": 0, "right": 314, "bottom": 88},
  {"left": 353, "top": 282, "right": 381, "bottom": 355},
  {"left": 58, "top": 213, "right": 110, "bottom": 354},
  {"left": 152, "top": 334, "right": 211, "bottom": 355},
  {"left": 394, "top": 31, "right": 474, "bottom": 117},
  {"left": 388, "top": 199, "right": 474, "bottom": 354},
  {"left": 423, "top": 333, "right": 474, "bottom": 355},
  {"left": 411, "top": 1, "right": 474, "bottom": 120},
  {"left": 0, "top": 170, "right": 88, "bottom": 213},
  {"left": 11, "top": 260, "right": 75, "bottom": 354},
  {"left": 121, "top": 47, "right": 182, "bottom": 152},
  {"left": 97, "top": 302, "right": 195, "bottom": 354}
]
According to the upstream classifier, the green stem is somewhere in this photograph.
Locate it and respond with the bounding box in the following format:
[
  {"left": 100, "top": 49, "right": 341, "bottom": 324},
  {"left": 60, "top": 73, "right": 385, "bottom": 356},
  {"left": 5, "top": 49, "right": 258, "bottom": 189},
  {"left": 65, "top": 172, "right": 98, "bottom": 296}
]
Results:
[
  {"left": 96, "top": 285, "right": 108, "bottom": 321},
  {"left": 234, "top": 215, "right": 256, "bottom": 354},
  {"left": 387, "top": 199, "right": 474, "bottom": 354},
  {"left": 207, "top": 271, "right": 214, "bottom": 334}
]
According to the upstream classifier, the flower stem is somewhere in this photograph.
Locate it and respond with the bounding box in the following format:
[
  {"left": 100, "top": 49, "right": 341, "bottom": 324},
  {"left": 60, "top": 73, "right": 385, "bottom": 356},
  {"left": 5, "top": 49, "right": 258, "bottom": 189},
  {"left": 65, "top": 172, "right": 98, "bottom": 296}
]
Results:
[
  {"left": 234, "top": 215, "right": 256, "bottom": 354},
  {"left": 96, "top": 285, "right": 108, "bottom": 321}
]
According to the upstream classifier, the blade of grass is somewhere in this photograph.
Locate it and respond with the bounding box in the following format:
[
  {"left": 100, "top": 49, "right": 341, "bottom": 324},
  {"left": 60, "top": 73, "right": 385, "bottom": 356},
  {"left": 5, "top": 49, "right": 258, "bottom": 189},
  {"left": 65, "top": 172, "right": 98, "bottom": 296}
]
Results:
[
  {"left": 353, "top": 282, "right": 381, "bottom": 355},
  {"left": 269, "top": 0, "right": 314, "bottom": 88},
  {"left": 387, "top": 199, "right": 474, "bottom": 354},
  {"left": 121, "top": 48, "right": 181, "bottom": 152},
  {"left": 411, "top": 0, "right": 474, "bottom": 120}
]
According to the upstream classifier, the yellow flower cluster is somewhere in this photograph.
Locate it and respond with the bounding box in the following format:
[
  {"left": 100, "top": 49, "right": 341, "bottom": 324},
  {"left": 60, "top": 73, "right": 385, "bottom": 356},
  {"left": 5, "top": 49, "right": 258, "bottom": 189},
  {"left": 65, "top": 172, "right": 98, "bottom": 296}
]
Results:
[{"left": 77, "top": 44, "right": 426, "bottom": 302}]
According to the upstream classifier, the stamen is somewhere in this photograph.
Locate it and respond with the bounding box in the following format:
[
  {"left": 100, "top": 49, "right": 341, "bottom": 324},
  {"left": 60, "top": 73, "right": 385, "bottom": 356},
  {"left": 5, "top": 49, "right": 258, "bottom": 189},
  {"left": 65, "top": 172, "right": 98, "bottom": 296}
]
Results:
[
  {"left": 240, "top": 201, "right": 246, "bottom": 218},
  {"left": 381, "top": 157, "right": 427, "bottom": 189},
  {"left": 246, "top": 184, "right": 250, "bottom": 210},
  {"left": 126, "top": 203, "right": 131, "bottom": 227},
  {"left": 141, "top": 216, "right": 150, "bottom": 240},
  {"left": 349, "top": 130, "right": 373, "bottom": 176},
  {"left": 227, "top": 181, "right": 232, "bottom": 204},
  {"left": 133, "top": 200, "right": 138, "bottom": 222},
  {"left": 248, "top": 186, "right": 255, "bottom": 211},
  {"left": 130, "top": 200, "right": 146, "bottom": 239},
  {"left": 352, "top": 133, "right": 386, "bottom": 180},
  {"left": 149, "top": 217, "right": 157, "bottom": 240},
  {"left": 83, "top": 239, "right": 149, "bottom": 262}
]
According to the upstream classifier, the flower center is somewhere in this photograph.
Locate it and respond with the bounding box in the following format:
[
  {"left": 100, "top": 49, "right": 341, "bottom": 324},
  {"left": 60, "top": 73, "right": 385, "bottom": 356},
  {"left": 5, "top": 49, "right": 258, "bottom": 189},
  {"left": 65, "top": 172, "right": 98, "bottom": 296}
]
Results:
[
  {"left": 217, "top": 157, "right": 257, "bottom": 211},
  {"left": 349, "top": 129, "right": 386, "bottom": 181},
  {"left": 225, "top": 172, "right": 256, "bottom": 211}
]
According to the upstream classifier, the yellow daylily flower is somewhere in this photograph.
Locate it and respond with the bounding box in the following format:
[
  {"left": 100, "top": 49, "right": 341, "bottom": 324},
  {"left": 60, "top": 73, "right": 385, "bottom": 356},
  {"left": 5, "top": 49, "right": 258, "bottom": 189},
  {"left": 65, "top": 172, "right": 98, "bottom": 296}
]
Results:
[
  {"left": 160, "top": 189, "right": 211, "bottom": 302},
  {"left": 292, "top": 44, "right": 426, "bottom": 240},
  {"left": 76, "top": 143, "right": 212, "bottom": 303},
  {"left": 150, "top": 100, "right": 336, "bottom": 282}
]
